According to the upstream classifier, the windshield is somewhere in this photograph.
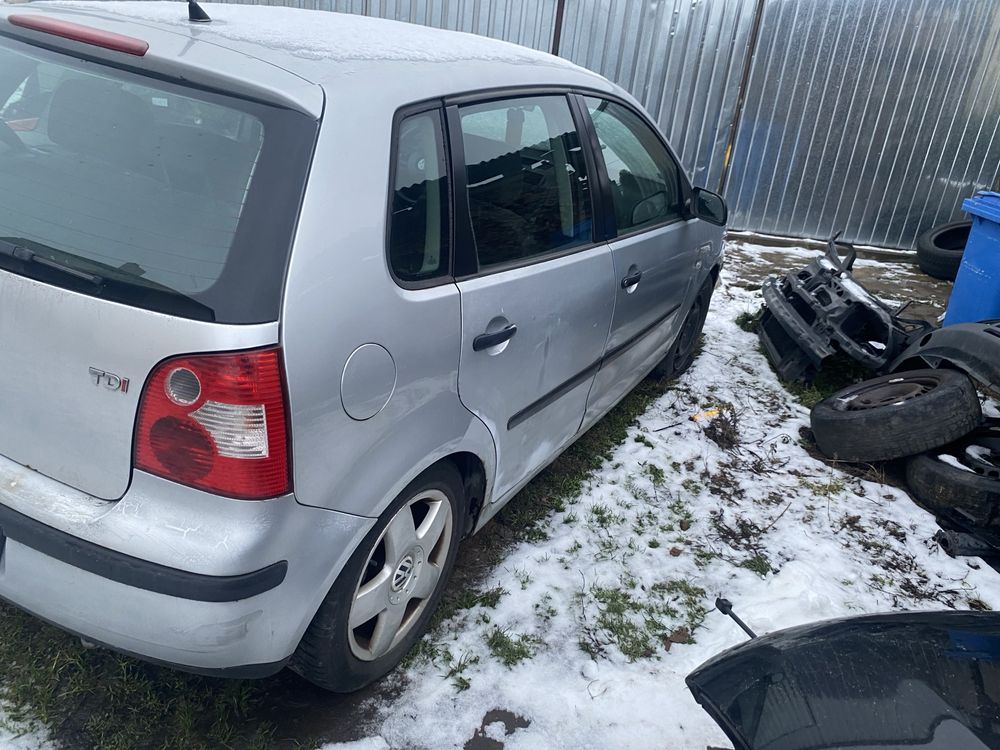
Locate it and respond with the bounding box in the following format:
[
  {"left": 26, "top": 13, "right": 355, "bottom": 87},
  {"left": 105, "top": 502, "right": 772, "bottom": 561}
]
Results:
[{"left": 0, "top": 35, "right": 316, "bottom": 322}]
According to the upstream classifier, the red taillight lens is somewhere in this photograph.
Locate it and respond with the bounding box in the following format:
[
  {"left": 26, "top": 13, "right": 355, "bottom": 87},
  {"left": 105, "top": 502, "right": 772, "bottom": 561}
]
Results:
[{"left": 135, "top": 348, "right": 290, "bottom": 500}]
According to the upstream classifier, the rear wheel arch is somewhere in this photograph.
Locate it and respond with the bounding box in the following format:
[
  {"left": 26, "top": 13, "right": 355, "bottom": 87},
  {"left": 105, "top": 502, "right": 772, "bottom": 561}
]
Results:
[{"left": 442, "top": 451, "right": 487, "bottom": 537}]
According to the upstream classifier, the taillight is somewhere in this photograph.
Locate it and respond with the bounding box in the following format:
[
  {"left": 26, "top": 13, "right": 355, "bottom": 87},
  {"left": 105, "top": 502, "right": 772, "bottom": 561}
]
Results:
[{"left": 135, "top": 348, "right": 290, "bottom": 500}]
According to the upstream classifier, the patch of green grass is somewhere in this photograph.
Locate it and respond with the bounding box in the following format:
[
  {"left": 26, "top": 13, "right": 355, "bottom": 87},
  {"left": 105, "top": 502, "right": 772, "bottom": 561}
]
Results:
[
  {"left": 512, "top": 568, "right": 532, "bottom": 590},
  {"left": 589, "top": 587, "right": 673, "bottom": 661},
  {"left": 692, "top": 547, "right": 719, "bottom": 568},
  {"left": 443, "top": 652, "right": 480, "bottom": 692},
  {"left": 642, "top": 462, "right": 666, "bottom": 487},
  {"left": 0, "top": 604, "right": 278, "bottom": 750},
  {"left": 779, "top": 355, "right": 871, "bottom": 408},
  {"left": 588, "top": 503, "right": 625, "bottom": 529},
  {"left": 534, "top": 594, "right": 557, "bottom": 624},
  {"left": 653, "top": 579, "right": 708, "bottom": 630},
  {"left": 741, "top": 553, "right": 773, "bottom": 577},
  {"left": 634, "top": 434, "right": 654, "bottom": 449},
  {"left": 485, "top": 627, "right": 538, "bottom": 668},
  {"left": 668, "top": 497, "right": 694, "bottom": 528},
  {"left": 585, "top": 578, "right": 707, "bottom": 661},
  {"left": 680, "top": 478, "right": 701, "bottom": 494},
  {"left": 735, "top": 307, "right": 763, "bottom": 333}
]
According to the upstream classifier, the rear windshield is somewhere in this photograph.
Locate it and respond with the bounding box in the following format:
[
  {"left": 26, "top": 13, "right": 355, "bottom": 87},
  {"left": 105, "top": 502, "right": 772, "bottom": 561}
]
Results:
[{"left": 0, "top": 36, "right": 317, "bottom": 322}]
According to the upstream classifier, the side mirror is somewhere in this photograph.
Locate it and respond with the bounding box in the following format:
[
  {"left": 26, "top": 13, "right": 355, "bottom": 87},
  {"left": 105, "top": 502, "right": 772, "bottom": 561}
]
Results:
[
  {"left": 631, "top": 191, "right": 668, "bottom": 226},
  {"left": 691, "top": 187, "right": 727, "bottom": 227}
]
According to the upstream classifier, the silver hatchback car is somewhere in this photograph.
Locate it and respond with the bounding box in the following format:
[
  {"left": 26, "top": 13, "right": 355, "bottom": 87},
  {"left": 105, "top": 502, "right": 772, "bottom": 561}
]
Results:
[{"left": 0, "top": 2, "right": 725, "bottom": 691}]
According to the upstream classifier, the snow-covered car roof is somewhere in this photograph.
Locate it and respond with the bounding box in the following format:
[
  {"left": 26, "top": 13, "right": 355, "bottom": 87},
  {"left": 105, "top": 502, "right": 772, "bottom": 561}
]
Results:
[{"left": 1, "top": 2, "right": 619, "bottom": 117}]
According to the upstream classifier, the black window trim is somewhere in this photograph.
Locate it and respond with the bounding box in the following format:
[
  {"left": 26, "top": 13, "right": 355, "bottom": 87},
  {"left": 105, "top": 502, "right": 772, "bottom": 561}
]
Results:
[
  {"left": 383, "top": 98, "right": 456, "bottom": 291},
  {"left": 445, "top": 88, "right": 609, "bottom": 281},
  {"left": 385, "top": 84, "right": 696, "bottom": 288},
  {"left": 574, "top": 92, "right": 694, "bottom": 244}
]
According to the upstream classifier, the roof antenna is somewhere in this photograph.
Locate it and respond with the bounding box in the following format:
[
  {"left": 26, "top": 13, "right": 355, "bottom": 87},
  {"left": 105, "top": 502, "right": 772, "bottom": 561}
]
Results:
[{"left": 187, "top": 0, "right": 211, "bottom": 23}]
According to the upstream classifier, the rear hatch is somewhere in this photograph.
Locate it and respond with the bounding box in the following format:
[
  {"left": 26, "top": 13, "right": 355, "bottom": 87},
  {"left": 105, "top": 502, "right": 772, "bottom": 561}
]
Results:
[{"left": 0, "top": 26, "right": 317, "bottom": 499}]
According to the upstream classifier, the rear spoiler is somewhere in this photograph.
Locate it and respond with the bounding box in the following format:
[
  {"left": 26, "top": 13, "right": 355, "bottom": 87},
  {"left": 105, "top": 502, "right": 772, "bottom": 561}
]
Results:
[{"left": 0, "top": 6, "right": 324, "bottom": 118}]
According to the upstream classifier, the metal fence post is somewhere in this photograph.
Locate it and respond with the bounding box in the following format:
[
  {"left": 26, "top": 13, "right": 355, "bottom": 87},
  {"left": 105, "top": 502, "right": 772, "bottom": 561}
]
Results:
[
  {"left": 717, "top": 0, "right": 765, "bottom": 196},
  {"left": 551, "top": 0, "right": 567, "bottom": 56}
]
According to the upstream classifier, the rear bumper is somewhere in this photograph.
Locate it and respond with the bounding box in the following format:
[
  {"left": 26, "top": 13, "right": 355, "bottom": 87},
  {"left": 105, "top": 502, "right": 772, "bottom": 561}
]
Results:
[{"left": 0, "top": 458, "right": 374, "bottom": 673}]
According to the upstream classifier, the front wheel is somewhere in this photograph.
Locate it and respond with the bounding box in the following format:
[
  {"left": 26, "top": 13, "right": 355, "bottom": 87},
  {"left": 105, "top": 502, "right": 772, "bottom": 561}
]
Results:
[
  {"left": 292, "top": 463, "right": 464, "bottom": 692},
  {"left": 651, "top": 275, "right": 715, "bottom": 381}
]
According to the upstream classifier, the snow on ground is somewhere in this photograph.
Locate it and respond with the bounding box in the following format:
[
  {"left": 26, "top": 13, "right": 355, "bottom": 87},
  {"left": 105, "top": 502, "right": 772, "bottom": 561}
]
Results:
[
  {"left": 338, "top": 250, "right": 1000, "bottom": 750},
  {"left": 0, "top": 724, "right": 47, "bottom": 750}
]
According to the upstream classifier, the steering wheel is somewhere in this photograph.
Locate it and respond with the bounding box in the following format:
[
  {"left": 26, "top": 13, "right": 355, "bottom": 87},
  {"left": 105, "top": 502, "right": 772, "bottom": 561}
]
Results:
[{"left": 0, "top": 120, "right": 29, "bottom": 155}]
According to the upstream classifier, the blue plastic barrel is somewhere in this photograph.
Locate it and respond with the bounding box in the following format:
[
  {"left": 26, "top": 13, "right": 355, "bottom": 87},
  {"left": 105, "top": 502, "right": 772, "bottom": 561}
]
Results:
[{"left": 943, "top": 191, "right": 1000, "bottom": 326}]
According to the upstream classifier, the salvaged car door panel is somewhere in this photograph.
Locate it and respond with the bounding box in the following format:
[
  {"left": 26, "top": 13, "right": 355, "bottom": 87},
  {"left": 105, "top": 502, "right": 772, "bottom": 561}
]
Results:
[{"left": 687, "top": 611, "right": 1000, "bottom": 750}]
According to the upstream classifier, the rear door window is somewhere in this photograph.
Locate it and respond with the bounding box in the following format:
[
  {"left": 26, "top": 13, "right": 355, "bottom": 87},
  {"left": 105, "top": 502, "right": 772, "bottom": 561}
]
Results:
[
  {"left": 584, "top": 97, "right": 684, "bottom": 234},
  {"left": 0, "top": 37, "right": 316, "bottom": 323},
  {"left": 458, "top": 95, "right": 593, "bottom": 270},
  {"left": 387, "top": 109, "right": 450, "bottom": 282}
]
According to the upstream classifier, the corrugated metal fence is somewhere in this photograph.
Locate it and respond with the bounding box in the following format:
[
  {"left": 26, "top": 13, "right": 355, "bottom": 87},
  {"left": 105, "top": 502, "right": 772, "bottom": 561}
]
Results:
[
  {"left": 724, "top": 0, "right": 1000, "bottom": 249},
  {"left": 158, "top": 0, "right": 1000, "bottom": 250}
]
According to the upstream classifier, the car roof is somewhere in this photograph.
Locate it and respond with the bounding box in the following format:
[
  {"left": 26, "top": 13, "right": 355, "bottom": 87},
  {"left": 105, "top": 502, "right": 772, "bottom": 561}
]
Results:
[{"left": 2, "top": 2, "right": 621, "bottom": 117}]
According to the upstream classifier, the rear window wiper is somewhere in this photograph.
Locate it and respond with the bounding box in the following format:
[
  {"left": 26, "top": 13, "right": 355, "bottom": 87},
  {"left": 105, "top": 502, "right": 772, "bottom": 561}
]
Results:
[
  {"left": 0, "top": 237, "right": 215, "bottom": 321},
  {"left": 0, "top": 238, "right": 103, "bottom": 285}
]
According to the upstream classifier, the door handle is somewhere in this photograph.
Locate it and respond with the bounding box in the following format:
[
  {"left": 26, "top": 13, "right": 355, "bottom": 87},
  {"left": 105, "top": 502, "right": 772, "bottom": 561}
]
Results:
[
  {"left": 473, "top": 324, "right": 518, "bottom": 351},
  {"left": 621, "top": 270, "right": 643, "bottom": 289}
]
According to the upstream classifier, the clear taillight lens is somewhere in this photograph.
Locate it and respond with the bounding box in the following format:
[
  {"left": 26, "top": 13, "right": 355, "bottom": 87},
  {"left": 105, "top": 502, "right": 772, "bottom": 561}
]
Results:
[{"left": 134, "top": 348, "right": 290, "bottom": 500}]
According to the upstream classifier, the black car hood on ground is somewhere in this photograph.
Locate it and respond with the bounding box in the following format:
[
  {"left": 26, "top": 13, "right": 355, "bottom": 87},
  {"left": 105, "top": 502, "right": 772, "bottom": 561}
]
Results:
[{"left": 686, "top": 611, "right": 1000, "bottom": 750}]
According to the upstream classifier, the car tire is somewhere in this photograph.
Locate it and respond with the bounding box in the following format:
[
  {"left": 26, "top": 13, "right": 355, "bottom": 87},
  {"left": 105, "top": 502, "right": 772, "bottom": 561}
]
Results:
[
  {"left": 651, "top": 275, "right": 715, "bottom": 381},
  {"left": 905, "top": 421, "right": 1000, "bottom": 528},
  {"left": 916, "top": 220, "right": 970, "bottom": 281},
  {"left": 291, "top": 463, "right": 465, "bottom": 692},
  {"left": 810, "top": 369, "right": 981, "bottom": 462}
]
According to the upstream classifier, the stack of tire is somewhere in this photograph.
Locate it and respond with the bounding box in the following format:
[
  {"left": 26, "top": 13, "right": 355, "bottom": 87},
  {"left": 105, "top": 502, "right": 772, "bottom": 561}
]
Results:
[
  {"left": 810, "top": 369, "right": 999, "bottom": 531},
  {"left": 917, "top": 221, "right": 971, "bottom": 281}
]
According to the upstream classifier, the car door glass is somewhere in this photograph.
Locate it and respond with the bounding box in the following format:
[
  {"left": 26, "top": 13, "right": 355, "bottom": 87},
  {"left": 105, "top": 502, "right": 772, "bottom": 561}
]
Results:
[
  {"left": 388, "top": 109, "right": 450, "bottom": 282},
  {"left": 459, "top": 95, "right": 592, "bottom": 270},
  {"left": 584, "top": 97, "right": 683, "bottom": 233}
]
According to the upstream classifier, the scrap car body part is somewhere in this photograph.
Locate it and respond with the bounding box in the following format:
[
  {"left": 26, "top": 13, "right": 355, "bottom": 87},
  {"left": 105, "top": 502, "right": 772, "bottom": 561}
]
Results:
[
  {"left": 687, "top": 610, "right": 1000, "bottom": 750},
  {"left": 891, "top": 321, "right": 1000, "bottom": 394},
  {"left": 759, "top": 234, "right": 932, "bottom": 382}
]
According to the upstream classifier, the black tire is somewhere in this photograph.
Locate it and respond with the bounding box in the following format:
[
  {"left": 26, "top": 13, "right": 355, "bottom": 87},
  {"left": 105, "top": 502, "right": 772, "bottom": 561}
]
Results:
[
  {"left": 651, "top": 275, "right": 715, "bottom": 381},
  {"left": 916, "top": 220, "right": 970, "bottom": 281},
  {"left": 906, "top": 421, "right": 1000, "bottom": 528},
  {"left": 291, "top": 463, "right": 465, "bottom": 692},
  {"left": 810, "top": 369, "right": 981, "bottom": 462}
]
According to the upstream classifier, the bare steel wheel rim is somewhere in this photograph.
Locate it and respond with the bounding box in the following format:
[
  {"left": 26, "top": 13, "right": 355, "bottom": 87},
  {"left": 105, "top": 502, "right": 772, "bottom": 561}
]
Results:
[
  {"left": 348, "top": 489, "right": 453, "bottom": 661},
  {"left": 838, "top": 376, "right": 938, "bottom": 411}
]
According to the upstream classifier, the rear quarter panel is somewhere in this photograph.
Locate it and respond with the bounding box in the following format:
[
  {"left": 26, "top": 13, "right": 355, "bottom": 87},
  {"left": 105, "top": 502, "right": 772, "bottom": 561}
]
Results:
[{"left": 281, "top": 85, "right": 495, "bottom": 520}]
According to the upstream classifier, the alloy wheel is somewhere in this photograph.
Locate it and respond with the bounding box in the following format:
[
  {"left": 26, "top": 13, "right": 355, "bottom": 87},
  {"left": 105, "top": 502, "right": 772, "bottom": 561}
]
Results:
[{"left": 347, "top": 489, "right": 453, "bottom": 661}]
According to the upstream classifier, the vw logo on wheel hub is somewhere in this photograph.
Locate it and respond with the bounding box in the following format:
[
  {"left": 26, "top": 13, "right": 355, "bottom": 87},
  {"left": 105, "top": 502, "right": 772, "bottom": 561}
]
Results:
[{"left": 392, "top": 555, "right": 415, "bottom": 591}]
